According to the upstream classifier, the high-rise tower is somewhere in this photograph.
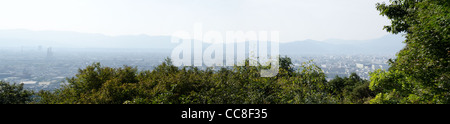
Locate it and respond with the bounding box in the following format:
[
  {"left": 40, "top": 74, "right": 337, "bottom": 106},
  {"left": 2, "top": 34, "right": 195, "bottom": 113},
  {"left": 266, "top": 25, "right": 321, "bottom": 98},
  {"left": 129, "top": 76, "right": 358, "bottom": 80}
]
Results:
[{"left": 47, "top": 47, "right": 53, "bottom": 58}]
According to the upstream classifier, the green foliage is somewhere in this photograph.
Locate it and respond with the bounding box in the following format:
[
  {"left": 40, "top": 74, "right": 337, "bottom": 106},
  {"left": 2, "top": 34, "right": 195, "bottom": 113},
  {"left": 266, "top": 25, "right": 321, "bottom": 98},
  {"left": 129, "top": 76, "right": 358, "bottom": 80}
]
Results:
[
  {"left": 371, "top": 0, "right": 450, "bottom": 104},
  {"left": 279, "top": 56, "right": 295, "bottom": 77},
  {"left": 327, "top": 73, "right": 376, "bottom": 104},
  {"left": 0, "top": 81, "right": 33, "bottom": 104},
  {"left": 36, "top": 56, "right": 375, "bottom": 104}
]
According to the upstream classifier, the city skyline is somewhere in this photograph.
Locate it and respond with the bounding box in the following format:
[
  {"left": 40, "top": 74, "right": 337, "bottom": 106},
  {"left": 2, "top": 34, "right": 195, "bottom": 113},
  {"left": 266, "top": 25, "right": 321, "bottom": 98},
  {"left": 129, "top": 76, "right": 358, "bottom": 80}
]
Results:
[{"left": 0, "top": 49, "right": 394, "bottom": 91}]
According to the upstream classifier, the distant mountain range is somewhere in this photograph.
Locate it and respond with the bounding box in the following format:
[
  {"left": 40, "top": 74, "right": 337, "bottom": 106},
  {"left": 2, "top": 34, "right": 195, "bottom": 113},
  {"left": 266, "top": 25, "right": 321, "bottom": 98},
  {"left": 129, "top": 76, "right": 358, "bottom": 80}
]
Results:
[
  {"left": 0, "top": 29, "right": 176, "bottom": 49},
  {"left": 280, "top": 35, "right": 405, "bottom": 55},
  {"left": 0, "top": 29, "right": 405, "bottom": 55}
]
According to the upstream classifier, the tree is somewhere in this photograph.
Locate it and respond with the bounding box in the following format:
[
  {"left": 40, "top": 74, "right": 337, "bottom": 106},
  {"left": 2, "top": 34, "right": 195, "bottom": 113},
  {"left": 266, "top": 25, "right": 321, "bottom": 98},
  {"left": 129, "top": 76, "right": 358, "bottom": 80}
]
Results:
[
  {"left": 279, "top": 56, "right": 295, "bottom": 77},
  {"left": 370, "top": 0, "right": 449, "bottom": 104},
  {"left": 0, "top": 81, "right": 33, "bottom": 104},
  {"left": 37, "top": 63, "right": 143, "bottom": 104},
  {"left": 37, "top": 56, "right": 352, "bottom": 104},
  {"left": 327, "top": 73, "right": 376, "bottom": 104}
]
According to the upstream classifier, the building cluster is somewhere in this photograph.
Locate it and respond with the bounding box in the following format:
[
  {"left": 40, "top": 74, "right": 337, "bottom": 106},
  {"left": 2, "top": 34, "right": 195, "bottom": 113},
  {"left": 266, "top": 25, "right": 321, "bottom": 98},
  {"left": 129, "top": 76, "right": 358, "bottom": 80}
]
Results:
[
  {"left": 289, "top": 54, "right": 393, "bottom": 81},
  {"left": 0, "top": 49, "right": 167, "bottom": 91},
  {"left": 0, "top": 48, "right": 394, "bottom": 91}
]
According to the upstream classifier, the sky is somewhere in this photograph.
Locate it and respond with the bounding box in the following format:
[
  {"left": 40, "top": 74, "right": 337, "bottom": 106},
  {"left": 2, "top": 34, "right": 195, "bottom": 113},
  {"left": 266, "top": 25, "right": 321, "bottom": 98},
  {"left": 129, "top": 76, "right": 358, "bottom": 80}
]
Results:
[{"left": 0, "top": 0, "right": 391, "bottom": 42}]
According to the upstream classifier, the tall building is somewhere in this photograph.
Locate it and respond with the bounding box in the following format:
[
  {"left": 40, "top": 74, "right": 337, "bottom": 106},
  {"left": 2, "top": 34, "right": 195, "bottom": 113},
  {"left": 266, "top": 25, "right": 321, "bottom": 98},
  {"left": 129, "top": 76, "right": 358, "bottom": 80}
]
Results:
[{"left": 47, "top": 47, "right": 53, "bottom": 58}]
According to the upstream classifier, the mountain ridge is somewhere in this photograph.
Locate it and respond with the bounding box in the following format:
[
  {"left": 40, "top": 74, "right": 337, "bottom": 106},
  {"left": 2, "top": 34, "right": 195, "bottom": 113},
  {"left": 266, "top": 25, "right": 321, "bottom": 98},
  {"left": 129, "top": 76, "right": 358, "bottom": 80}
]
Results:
[{"left": 0, "top": 29, "right": 405, "bottom": 55}]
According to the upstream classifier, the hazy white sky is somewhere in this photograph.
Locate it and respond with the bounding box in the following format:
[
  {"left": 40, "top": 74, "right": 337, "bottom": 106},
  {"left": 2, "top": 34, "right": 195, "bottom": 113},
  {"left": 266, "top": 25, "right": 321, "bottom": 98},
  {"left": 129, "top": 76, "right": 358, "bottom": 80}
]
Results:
[{"left": 0, "top": 0, "right": 390, "bottom": 42}]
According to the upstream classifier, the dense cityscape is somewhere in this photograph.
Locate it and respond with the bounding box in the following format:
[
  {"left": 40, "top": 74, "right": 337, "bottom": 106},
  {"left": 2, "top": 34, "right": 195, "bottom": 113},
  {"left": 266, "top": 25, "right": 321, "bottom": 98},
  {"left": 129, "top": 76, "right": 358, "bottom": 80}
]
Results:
[
  {"left": 0, "top": 47, "right": 169, "bottom": 91},
  {"left": 0, "top": 46, "right": 393, "bottom": 91},
  {"left": 289, "top": 54, "right": 392, "bottom": 81}
]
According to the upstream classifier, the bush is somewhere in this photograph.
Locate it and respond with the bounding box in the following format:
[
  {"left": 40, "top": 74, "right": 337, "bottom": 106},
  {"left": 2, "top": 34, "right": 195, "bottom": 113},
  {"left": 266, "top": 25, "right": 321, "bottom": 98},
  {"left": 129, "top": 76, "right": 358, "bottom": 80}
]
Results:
[{"left": 0, "top": 81, "right": 33, "bottom": 104}]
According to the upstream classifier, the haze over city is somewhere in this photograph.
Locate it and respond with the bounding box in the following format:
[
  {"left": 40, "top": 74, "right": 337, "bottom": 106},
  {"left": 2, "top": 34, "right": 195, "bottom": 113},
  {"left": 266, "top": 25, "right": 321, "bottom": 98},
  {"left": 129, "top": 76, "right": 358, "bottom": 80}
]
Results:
[{"left": 0, "top": 0, "right": 405, "bottom": 91}]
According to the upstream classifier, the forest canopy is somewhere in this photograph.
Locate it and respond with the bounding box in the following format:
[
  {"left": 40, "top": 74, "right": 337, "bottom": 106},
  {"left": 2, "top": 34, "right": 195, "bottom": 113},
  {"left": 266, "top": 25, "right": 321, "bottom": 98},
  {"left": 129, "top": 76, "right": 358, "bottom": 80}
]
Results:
[
  {"left": 32, "top": 57, "right": 374, "bottom": 104},
  {"left": 369, "top": 0, "right": 449, "bottom": 104}
]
